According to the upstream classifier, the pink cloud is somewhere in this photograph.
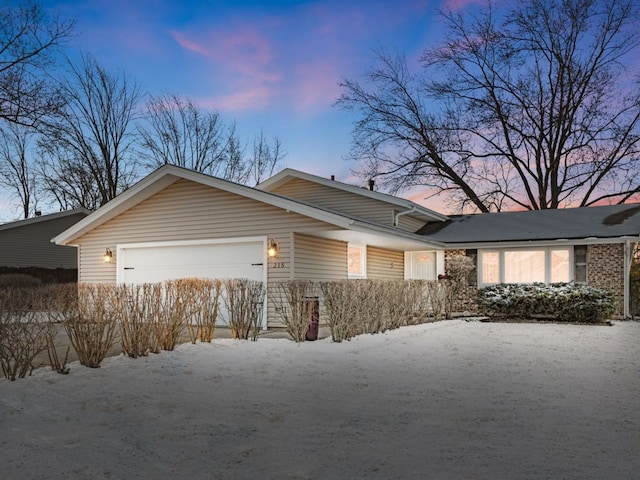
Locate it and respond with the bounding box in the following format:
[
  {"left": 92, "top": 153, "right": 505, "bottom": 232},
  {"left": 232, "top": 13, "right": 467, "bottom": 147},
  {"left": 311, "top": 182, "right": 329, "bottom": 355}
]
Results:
[
  {"left": 291, "top": 60, "right": 342, "bottom": 112},
  {"left": 170, "top": 30, "right": 212, "bottom": 57},
  {"left": 166, "top": 1, "right": 444, "bottom": 115},
  {"left": 201, "top": 86, "right": 275, "bottom": 112},
  {"left": 169, "top": 25, "right": 283, "bottom": 111}
]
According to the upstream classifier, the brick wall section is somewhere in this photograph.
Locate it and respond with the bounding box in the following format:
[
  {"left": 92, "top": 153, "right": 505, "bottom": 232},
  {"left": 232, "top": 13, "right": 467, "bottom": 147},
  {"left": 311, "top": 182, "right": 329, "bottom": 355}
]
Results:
[
  {"left": 444, "top": 249, "right": 479, "bottom": 314},
  {"left": 587, "top": 243, "right": 624, "bottom": 315}
]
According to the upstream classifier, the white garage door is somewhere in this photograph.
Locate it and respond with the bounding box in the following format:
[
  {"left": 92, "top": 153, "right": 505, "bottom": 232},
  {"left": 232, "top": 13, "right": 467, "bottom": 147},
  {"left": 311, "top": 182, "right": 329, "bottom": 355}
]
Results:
[
  {"left": 119, "top": 239, "right": 264, "bottom": 285},
  {"left": 118, "top": 239, "right": 267, "bottom": 328}
]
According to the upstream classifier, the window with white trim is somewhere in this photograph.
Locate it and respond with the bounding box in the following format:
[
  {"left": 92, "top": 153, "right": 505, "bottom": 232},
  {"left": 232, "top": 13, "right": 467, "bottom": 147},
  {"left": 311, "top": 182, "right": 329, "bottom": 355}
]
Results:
[
  {"left": 479, "top": 247, "right": 572, "bottom": 285},
  {"left": 348, "top": 244, "right": 366, "bottom": 278}
]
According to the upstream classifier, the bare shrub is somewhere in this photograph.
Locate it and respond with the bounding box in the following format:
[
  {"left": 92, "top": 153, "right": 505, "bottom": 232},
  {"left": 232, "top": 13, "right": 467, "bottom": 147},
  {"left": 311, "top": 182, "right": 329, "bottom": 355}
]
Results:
[
  {"left": 64, "top": 283, "right": 119, "bottom": 368},
  {"left": 319, "top": 281, "right": 357, "bottom": 342},
  {"left": 223, "top": 279, "right": 265, "bottom": 341},
  {"left": 424, "top": 280, "right": 446, "bottom": 321},
  {"left": 0, "top": 274, "right": 42, "bottom": 288},
  {"left": 46, "top": 332, "right": 70, "bottom": 375},
  {"left": 272, "top": 280, "right": 319, "bottom": 343},
  {"left": 42, "top": 284, "right": 78, "bottom": 374},
  {"left": 320, "top": 280, "right": 439, "bottom": 342},
  {"left": 442, "top": 255, "right": 475, "bottom": 318},
  {"left": 155, "top": 280, "right": 189, "bottom": 351},
  {"left": 0, "top": 287, "right": 50, "bottom": 380},
  {"left": 116, "top": 283, "right": 156, "bottom": 358},
  {"left": 185, "top": 278, "right": 222, "bottom": 344},
  {"left": 384, "top": 280, "right": 425, "bottom": 329}
]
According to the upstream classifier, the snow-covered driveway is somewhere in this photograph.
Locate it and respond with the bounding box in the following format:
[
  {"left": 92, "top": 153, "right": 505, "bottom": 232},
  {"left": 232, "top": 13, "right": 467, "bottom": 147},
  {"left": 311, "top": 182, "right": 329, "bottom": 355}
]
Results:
[{"left": 1, "top": 320, "right": 638, "bottom": 479}]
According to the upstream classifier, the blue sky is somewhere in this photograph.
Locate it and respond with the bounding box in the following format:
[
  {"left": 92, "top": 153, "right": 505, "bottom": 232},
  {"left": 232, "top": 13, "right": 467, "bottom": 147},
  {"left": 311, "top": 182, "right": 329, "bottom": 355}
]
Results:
[{"left": 0, "top": 0, "right": 480, "bottom": 220}]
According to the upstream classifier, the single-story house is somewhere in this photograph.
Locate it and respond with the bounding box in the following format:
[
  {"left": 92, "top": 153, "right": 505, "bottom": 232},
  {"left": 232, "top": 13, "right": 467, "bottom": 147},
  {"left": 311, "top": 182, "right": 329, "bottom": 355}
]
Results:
[
  {"left": 1, "top": 208, "right": 90, "bottom": 282},
  {"left": 52, "top": 165, "right": 639, "bottom": 325}
]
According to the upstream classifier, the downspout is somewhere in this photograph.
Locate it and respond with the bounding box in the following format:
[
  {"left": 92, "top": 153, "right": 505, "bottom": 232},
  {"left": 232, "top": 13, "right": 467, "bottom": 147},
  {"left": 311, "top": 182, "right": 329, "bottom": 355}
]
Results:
[
  {"left": 393, "top": 206, "right": 417, "bottom": 227},
  {"left": 624, "top": 240, "right": 633, "bottom": 319}
]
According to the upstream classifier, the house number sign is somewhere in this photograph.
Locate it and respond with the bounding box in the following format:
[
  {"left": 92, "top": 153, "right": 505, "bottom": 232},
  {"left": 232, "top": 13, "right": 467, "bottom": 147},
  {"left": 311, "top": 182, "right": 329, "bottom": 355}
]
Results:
[{"left": 271, "top": 262, "right": 286, "bottom": 269}]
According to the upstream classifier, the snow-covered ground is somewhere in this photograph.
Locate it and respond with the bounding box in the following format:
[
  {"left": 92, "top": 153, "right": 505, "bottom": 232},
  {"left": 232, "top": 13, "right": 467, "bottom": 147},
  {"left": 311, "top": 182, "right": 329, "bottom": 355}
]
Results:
[{"left": 1, "top": 320, "right": 639, "bottom": 480}]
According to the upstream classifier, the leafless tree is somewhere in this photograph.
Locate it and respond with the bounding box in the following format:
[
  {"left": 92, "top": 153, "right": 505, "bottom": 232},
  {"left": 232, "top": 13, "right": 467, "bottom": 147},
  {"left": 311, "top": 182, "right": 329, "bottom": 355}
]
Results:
[
  {"left": 247, "top": 130, "right": 285, "bottom": 185},
  {"left": 40, "top": 54, "right": 142, "bottom": 210},
  {"left": 138, "top": 93, "right": 285, "bottom": 184},
  {"left": 39, "top": 145, "right": 103, "bottom": 210},
  {"left": 138, "top": 93, "right": 244, "bottom": 176},
  {"left": 0, "top": 1, "right": 74, "bottom": 127},
  {"left": 0, "top": 123, "right": 40, "bottom": 218},
  {"left": 338, "top": 0, "right": 640, "bottom": 212}
]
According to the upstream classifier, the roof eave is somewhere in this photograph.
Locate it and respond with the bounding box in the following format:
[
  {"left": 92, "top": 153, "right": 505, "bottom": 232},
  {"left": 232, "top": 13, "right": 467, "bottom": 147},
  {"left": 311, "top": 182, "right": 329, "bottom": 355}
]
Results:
[
  {"left": 439, "top": 235, "right": 640, "bottom": 249},
  {"left": 257, "top": 168, "right": 449, "bottom": 222},
  {"left": 1, "top": 207, "right": 91, "bottom": 234},
  {"left": 52, "top": 165, "right": 391, "bottom": 246}
]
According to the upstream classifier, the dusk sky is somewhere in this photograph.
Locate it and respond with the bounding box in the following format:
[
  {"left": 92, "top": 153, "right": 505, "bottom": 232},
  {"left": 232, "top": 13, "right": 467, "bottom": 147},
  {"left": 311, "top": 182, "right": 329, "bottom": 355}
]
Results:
[
  {"left": 0, "top": 0, "right": 479, "bottom": 221},
  {"left": 47, "top": 0, "right": 458, "bottom": 176}
]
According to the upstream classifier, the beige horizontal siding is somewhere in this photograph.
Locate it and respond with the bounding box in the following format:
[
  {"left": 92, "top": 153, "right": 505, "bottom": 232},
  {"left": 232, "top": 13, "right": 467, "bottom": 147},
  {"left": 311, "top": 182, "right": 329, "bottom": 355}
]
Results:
[
  {"left": 396, "top": 215, "right": 426, "bottom": 233},
  {"left": 367, "top": 246, "right": 404, "bottom": 280},
  {"left": 270, "top": 177, "right": 426, "bottom": 232},
  {"left": 76, "top": 179, "right": 341, "bottom": 284},
  {"left": 0, "top": 213, "right": 86, "bottom": 269},
  {"left": 268, "top": 233, "right": 346, "bottom": 328},
  {"left": 293, "top": 233, "right": 347, "bottom": 281},
  {"left": 75, "top": 179, "right": 348, "bottom": 329}
]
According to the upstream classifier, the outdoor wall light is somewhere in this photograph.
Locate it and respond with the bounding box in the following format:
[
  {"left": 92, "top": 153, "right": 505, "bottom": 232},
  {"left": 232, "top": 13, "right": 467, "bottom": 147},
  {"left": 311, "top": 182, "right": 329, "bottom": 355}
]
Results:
[
  {"left": 267, "top": 239, "right": 278, "bottom": 258},
  {"left": 104, "top": 248, "right": 113, "bottom": 263}
]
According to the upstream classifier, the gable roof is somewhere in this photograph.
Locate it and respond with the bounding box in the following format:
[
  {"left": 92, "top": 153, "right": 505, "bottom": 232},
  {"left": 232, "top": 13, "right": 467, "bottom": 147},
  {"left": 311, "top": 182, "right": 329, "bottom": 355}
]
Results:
[
  {"left": 256, "top": 168, "right": 449, "bottom": 223},
  {"left": 418, "top": 203, "right": 640, "bottom": 245},
  {"left": 0, "top": 208, "right": 91, "bottom": 233},
  {"left": 53, "top": 165, "right": 443, "bottom": 248}
]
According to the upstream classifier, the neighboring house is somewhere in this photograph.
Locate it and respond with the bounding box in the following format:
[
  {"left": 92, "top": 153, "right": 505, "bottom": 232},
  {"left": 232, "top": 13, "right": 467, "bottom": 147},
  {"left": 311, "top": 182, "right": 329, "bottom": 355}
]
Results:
[
  {"left": 53, "top": 165, "right": 640, "bottom": 325},
  {"left": 0, "top": 208, "right": 90, "bottom": 276}
]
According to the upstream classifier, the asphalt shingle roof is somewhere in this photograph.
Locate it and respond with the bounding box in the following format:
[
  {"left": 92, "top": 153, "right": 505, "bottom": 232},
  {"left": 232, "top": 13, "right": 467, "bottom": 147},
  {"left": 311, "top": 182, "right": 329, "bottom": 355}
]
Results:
[{"left": 417, "top": 203, "right": 640, "bottom": 243}]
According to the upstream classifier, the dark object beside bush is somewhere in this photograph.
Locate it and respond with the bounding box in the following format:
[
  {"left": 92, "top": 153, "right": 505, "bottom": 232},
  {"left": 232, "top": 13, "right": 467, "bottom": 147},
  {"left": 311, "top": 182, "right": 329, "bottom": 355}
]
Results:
[{"left": 478, "top": 283, "right": 615, "bottom": 323}]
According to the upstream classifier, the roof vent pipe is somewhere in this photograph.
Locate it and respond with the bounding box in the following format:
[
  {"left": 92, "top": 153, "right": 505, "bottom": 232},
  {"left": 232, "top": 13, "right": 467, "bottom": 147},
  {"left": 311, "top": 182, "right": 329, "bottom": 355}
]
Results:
[
  {"left": 368, "top": 179, "right": 374, "bottom": 191},
  {"left": 331, "top": 175, "right": 335, "bottom": 181}
]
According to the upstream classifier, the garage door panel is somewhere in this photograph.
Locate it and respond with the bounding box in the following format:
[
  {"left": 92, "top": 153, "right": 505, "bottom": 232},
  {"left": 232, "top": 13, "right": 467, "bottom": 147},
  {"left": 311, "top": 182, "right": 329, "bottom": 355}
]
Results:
[
  {"left": 119, "top": 239, "right": 266, "bottom": 327},
  {"left": 123, "top": 264, "right": 264, "bottom": 285},
  {"left": 121, "top": 241, "right": 264, "bottom": 285}
]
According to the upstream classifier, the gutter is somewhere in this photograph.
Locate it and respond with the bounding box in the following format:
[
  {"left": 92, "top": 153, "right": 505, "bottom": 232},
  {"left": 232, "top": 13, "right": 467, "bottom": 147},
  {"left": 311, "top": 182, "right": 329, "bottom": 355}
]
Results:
[{"left": 393, "top": 206, "right": 417, "bottom": 227}]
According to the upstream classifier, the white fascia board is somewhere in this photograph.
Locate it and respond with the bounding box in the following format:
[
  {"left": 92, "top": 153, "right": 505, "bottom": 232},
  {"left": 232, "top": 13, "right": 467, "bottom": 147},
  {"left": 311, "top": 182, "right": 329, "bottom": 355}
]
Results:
[
  {"left": 53, "top": 165, "right": 355, "bottom": 246},
  {"left": 52, "top": 167, "right": 181, "bottom": 245},
  {"left": 53, "top": 164, "right": 447, "bottom": 249},
  {"left": 257, "top": 168, "right": 449, "bottom": 222},
  {"left": 348, "top": 219, "right": 446, "bottom": 249}
]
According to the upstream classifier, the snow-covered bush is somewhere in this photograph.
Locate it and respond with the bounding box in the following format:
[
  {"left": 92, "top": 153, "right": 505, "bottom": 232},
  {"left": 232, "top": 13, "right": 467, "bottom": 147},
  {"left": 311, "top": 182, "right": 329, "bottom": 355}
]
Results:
[{"left": 479, "top": 283, "right": 615, "bottom": 323}]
